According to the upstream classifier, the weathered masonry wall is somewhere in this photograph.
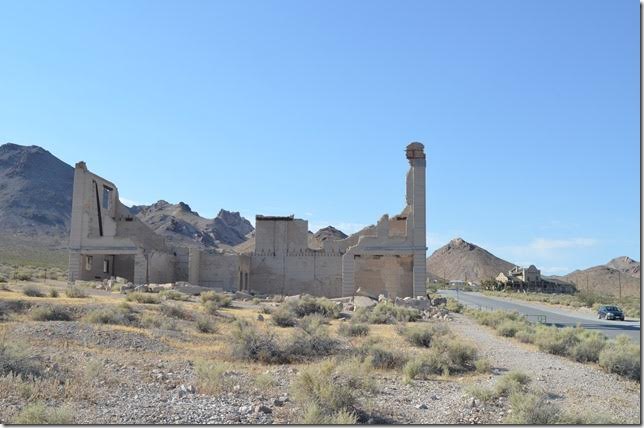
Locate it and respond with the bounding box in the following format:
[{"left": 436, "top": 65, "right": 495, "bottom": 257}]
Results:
[
  {"left": 354, "top": 255, "right": 413, "bottom": 298},
  {"left": 249, "top": 251, "right": 342, "bottom": 297},
  {"left": 197, "top": 252, "right": 240, "bottom": 291}
]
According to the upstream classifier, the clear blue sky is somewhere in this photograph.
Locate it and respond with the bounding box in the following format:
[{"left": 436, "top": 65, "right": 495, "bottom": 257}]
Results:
[{"left": 0, "top": 0, "right": 639, "bottom": 274}]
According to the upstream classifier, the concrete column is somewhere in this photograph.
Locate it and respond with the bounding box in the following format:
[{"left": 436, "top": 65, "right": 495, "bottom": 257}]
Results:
[
  {"left": 341, "top": 252, "right": 355, "bottom": 297},
  {"left": 133, "top": 252, "right": 147, "bottom": 285},
  {"left": 406, "top": 143, "right": 427, "bottom": 297},
  {"left": 68, "top": 162, "right": 87, "bottom": 282},
  {"left": 188, "top": 248, "right": 201, "bottom": 285},
  {"left": 68, "top": 251, "right": 81, "bottom": 283}
]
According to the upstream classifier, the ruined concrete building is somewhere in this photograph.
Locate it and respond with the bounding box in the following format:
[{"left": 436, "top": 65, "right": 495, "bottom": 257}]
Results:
[{"left": 68, "top": 143, "right": 427, "bottom": 298}]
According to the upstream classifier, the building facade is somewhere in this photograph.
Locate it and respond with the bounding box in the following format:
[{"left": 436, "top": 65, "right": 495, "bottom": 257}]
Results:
[{"left": 68, "top": 143, "right": 428, "bottom": 298}]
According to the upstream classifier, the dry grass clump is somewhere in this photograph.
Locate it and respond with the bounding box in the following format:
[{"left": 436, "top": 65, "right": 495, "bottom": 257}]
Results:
[
  {"left": 64, "top": 285, "right": 87, "bottom": 298},
  {"left": 194, "top": 360, "right": 234, "bottom": 395},
  {"left": 48, "top": 288, "right": 59, "bottom": 298},
  {"left": 465, "top": 370, "right": 531, "bottom": 403},
  {"left": 398, "top": 323, "right": 449, "bottom": 347},
  {"left": 402, "top": 336, "right": 478, "bottom": 381},
  {"left": 195, "top": 316, "right": 217, "bottom": 333},
  {"left": 283, "top": 295, "right": 341, "bottom": 319},
  {"left": 598, "top": 335, "right": 640, "bottom": 381},
  {"left": 159, "top": 289, "right": 189, "bottom": 301},
  {"left": 354, "top": 301, "right": 421, "bottom": 324},
  {"left": 13, "top": 402, "right": 74, "bottom": 424},
  {"left": 291, "top": 359, "right": 359, "bottom": 424},
  {"left": 84, "top": 304, "right": 137, "bottom": 326},
  {"left": 355, "top": 341, "right": 407, "bottom": 370},
  {"left": 0, "top": 337, "right": 43, "bottom": 378},
  {"left": 159, "top": 303, "right": 193, "bottom": 320},
  {"left": 140, "top": 312, "right": 177, "bottom": 330},
  {"left": 337, "top": 322, "right": 369, "bottom": 337},
  {"left": 22, "top": 285, "right": 44, "bottom": 297},
  {"left": 270, "top": 306, "right": 297, "bottom": 327},
  {"left": 30, "top": 305, "right": 73, "bottom": 321},
  {"left": 505, "top": 391, "right": 561, "bottom": 424},
  {"left": 126, "top": 292, "right": 160, "bottom": 304},
  {"left": 200, "top": 291, "right": 232, "bottom": 307},
  {"left": 445, "top": 298, "right": 463, "bottom": 313}
]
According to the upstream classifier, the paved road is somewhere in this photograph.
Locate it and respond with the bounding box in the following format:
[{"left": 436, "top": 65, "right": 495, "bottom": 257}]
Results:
[{"left": 439, "top": 289, "right": 640, "bottom": 343}]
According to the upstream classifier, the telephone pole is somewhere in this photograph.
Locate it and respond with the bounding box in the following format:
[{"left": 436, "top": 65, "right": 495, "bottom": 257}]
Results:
[{"left": 618, "top": 270, "right": 622, "bottom": 303}]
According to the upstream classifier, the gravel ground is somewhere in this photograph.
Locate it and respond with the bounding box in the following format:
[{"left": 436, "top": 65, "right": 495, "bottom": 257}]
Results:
[
  {"left": 450, "top": 314, "right": 641, "bottom": 424},
  {"left": 1, "top": 312, "right": 639, "bottom": 424}
]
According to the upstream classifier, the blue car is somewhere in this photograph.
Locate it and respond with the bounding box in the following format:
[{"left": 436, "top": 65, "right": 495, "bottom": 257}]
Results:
[{"left": 597, "top": 305, "right": 625, "bottom": 321}]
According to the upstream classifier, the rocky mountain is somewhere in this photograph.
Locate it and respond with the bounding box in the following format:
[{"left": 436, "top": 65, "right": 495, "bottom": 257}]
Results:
[
  {"left": 0, "top": 143, "right": 73, "bottom": 238},
  {"left": 605, "top": 256, "right": 640, "bottom": 278},
  {"left": 557, "top": 258, "right": 641, "bottom": 298},
  {"left": 426, "top": 237, "right": 515, "bottom": 283},
  {"left": 313, "top": 226, "right": 348, "bottom": 243},
  {"left": 132, "top": 201, "right": 254, "bottom": 249},
  {"left": 233, "top": 226, "right": 349, "bottom": 253}
]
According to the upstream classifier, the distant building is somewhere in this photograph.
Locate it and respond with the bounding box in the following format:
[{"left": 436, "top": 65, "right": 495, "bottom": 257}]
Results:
[{"left": 495, "top": 265, "right": 575, "bottom": 293}]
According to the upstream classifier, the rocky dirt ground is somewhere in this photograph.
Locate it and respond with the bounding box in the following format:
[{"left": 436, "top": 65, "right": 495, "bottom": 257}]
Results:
[{"left": 0, "top": 280, "right": 640, "bottom": 424}]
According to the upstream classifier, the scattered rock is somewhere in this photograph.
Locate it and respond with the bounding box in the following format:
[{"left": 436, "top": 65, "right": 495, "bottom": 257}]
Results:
[
  {"left": 353, "top": 295, "right": 378, "bottom": 309},
  {"left": 257, "top": 314, "right": 264, "bottom": 321}
]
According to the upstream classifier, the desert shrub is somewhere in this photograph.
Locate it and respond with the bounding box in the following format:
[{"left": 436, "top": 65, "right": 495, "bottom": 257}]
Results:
[
  {"left": 337, "top": 322, "right": 369, "bottom": 337},
  {"left": 194, "top": 360, "right": 233, "bottom": 395},
  {"left": 496, "top": 319, "right": 526, "bottom": 337},
  {"left": 271, "top": 306, "right": 297, "bottom": 327},
  {"left": 48, "top": 288, "right": 59, "bottom": 298},
  {"left": 30, "top": 306, "right": 72, "bottom": 321},
  {"left": 445, "top": 298, "right": 463, "bottom": 313},
  {"left": 354, "top": 302, "right": 421, "bottom": 324},
  {"left": 494, "top": 370, "right": 531, "bottom": 396},
  {"left": 84, "top": 305, "right": 136, "bottom": 326},
  {"left": 286, "top": 326, "right": 338, "bottom": 360},
  {"left": 356, "top": 343, "right": 407, "bottom": 370},
  {"left": 126, "top": 292, "right": 160, "bottom": 304},
  {"left": 200, "top": 291, "right": 232, "bottom": 307},
  {"left": 404, "top": 337, "right": 478, "bottom": 378},
  {"left": 16, "top": 272, "right": 32, "bottom": 281},
  {"left": 292, "top": 359, "right": 358, "bottom": 424},
  {"left": 202, "top": 301, "right": 221, "bottom": 316},
  {"left": 514, "top": 326, "right": 536, "bottom": 343},
  {"left": 258, "top": 304, "right": 273, "bottom": 315},
  {"left": 64, "top": 286, "right": 87, "bottom": 298},
  {"left": 254, "top": 372, "right": 277, "bottom": 388},
  {"left": 399, "top": 323, "right": 448, "bottom": 347},
  {"left": 470, "top": 310, "right": 523, "bottom": 329},
  {"left": 570, "top": 330, "right": 606, "bottom": 363},
  {"left": 598, "top": 335, "right": 640, "bottom": 381},
  {"left": 195, "top": 316, "right": 216, "bottom": 333},
  {"left": 22, "top": 285, "right": 44, "bottom": 297},
  {"left": 230, "top": 320, "right": 287, "bottom": 364},
  {"left": 159, "top": 289, "right": 189, "bottom": 301},
  {"left": 534, "top": 326, "right": 580, "bottom": 356},
  {"left": 284, "top": 295, "right": 340, "bottom": 319},
  {"left": 474, "top": 358, "right": 492, "bottom": 374},
  {"left": 140, "top": 312, "right": 177, "bottom": 330},
  {"left": 13, "top": 402, "right": 74, "bottom": 424},
  {"left": 252, "top": 297, "right": 260, "bottom": 305},
  {"left": 298, "top": 314, "right": 328, "bottom": 333},
  {"left": 159, "top": 303, "right": 192, "bottom": 320},
  {"left": 464, "top": 385, "right": 496, "bottom": 402},
  {"left": 505, "top": 391, "right": 561, "bottom": 424},
  {"left": 0, "top": 338, "right": 42, "bottom": 378}
]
